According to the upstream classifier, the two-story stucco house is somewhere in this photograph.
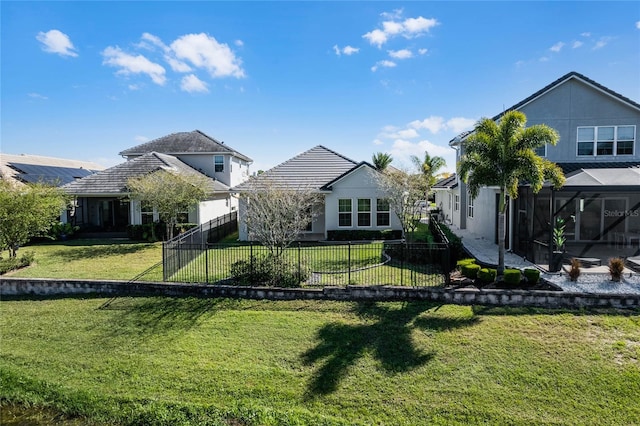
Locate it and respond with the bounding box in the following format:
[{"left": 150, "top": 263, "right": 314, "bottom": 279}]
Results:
[
  {"left": 232, "top": 145, "right": 403, "bottom": 241},
  {"left": 63, "top": 130, "right": 252, "bottom": 232},
  {"left": 433, "top": 72, "right": 640, "bottom": 268}
]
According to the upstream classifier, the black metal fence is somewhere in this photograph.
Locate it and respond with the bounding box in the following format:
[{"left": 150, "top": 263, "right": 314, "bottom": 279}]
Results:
[
  {"left": 163, "top": 212, "right": 237, "bottom": 280},
  {"left": 163, "top": 240, "right": 452, "bottom": 287}
]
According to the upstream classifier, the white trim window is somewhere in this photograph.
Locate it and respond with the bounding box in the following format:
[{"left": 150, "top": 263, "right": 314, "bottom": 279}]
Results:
[
  {"left": 467, "top": 192, "right": 474, "bottom": 218},
  {"left": 454, "top": 194, "right": 460, "bottom": 212},
  {"left": 376, "top": 198, "right": 390, "bottom": 226},
  {"left": 214, "top": 155, "right": 224, "bottom": 172},
  {"left": 577, "top": 125, "right": 635, "bottom": 156},
  {"left": 338, "top": 199, "right": 352, "bottom": 227},
  {"left": 357, "top": 198, "right": 371, "bottom": 227},
  {"left": 141, "top": 202, "right": 154, "bottom": 224}
]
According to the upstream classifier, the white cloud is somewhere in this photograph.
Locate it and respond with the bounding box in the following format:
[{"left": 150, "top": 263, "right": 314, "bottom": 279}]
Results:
[
  {"left": 403, "top": 17, "right": 438, "bottom": 35},
  {"left": 333, "top": 44, "right": 360, "bottom": 56},
  {"left": 128, "top": 84, "right": 140, "bottom": 91},
  {"left": 171, "top": 33, "right": 245, "bottom": 78},
  {"left": 592, "top": 36, "right": 612, "bottom": 50},
  {"left": 36, "top": 29, "right": 78, "bottom": 57},
  {"left": 550, "top": 42, "right": 565, "bottom": 52},
  {"left": 363, "top": 29, "right": 389, "bottom": 48},
  {"left": 28, "top": 93, "right": 48, "bottom": 100},
  {"left": 409, "top": 116, "right": 445, "bottom": 134},
  {"left": 636, "top": 21, "right": 640, "bottom": 29},
  {"left": 446, "top": 117, "right": 476, "bottom": 133},
  {"left": 180, "top": 74, "right": 209, "bottom": 93},
  {"left": 581, "top": 32, "right": 591, "bottom": 37},
  {"left": 572, "top": 40, "right": 583, "bottom": 49},
  {"left": 418, "top": 48, "right": 428, "bottom": 55},
  {"left": 389, "top": 139, "right": 454, "bottom": 172},
  {"left": 134, "top": 135, "right": 150, "bottom": 143},
  {"left": 539, "top": 56, "right": 550, "bottom": 62},
  {"left": 363, "top": 12, "right": 438, "bottom": 47},
  {"left": 235, "top": 39, "right": 244, "bottom": 47},
  {"left": 380, "top": 9, "right": 403, "bottom": 20},
  {"left": 373, "top": 139, "right": 384, "bottom": 146},
  {"left": 102, "top": 46, "right": 167, "bottom": 85},
  {"left": 371, "top": 60, "right": 397, "bottom": 72},
  {"left": 388, "top": 49, "right": 413, "bottom": 59}
]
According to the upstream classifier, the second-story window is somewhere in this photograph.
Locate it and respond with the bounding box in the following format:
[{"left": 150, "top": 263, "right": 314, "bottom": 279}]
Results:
[
  {"left": 214, "top": 155, "right": 224, "bottom": 172},
  {"left": 577, "top": 125, "right": 635, "bottom": 156}
]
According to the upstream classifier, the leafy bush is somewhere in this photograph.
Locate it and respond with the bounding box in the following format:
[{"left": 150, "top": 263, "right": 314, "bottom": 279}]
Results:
[
  {"left": 230, "top": 254, "right": 310, "bottom": 287},
  {"left": 0, "top": 251, "right": 35, "bottom": 275},
  {"left": 457, "top": 258, "right": 476, "bottom": 267},
  {"left": 503, "top": 269, "right": 522, "bottom": 286},
  {"left": 327, "top": 229, "right": 402, "bottom": 241},
  {"left": 523, "top": 268, "right": 540, "bottom": 285},
  {"left": 47, "top": 222, "right": 79, "bottom": 240},
  {"left": 461, "top": 263, "right": 480, "bottom": 279},
  {"left": 478, "top": 268, "right": 497, "bottom": 283}
]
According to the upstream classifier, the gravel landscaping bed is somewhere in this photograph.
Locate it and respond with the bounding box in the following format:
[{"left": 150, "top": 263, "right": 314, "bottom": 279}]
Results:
[{"left": 542, "top": 272, "right": 640, "bottom": 295}]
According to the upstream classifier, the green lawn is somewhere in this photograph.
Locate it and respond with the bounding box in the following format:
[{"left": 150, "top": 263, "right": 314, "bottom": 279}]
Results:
[
  {"left": 4, "top": 239, "right": 164, "bottom": 281},
  {"left": 1, "top": 298, "right": 638, "bottom": 425}
]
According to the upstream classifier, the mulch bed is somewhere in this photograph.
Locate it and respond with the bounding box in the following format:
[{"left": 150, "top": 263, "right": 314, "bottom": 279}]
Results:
[{"left": 448, "top": 270, "right": 561, "bottom": 291}]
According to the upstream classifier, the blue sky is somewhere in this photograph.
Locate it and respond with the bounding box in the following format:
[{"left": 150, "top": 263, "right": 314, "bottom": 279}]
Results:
[{"left": 2, "top": 1, "right": 639, "bottom": 174}]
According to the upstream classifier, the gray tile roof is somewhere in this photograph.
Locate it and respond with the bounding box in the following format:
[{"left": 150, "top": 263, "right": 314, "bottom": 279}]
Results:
[
  {"left": 63, "top": 152, "right": 228, "bottom": 196},
  {"left": 119, "top": 130, "right": 252, "bottom": 163},
  {"left": 433, "top": 174, "right": 458, "bottom": 189},
  {"left": 232, "top": 145, "right": 358, "bottom": 191},
  {"left": 556, "top": 161, "right": 640, "bottom": 174}
]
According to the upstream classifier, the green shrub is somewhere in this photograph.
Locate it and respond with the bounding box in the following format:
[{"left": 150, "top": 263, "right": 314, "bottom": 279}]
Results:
[
  {"left": 523, "top": 268, "right": 540, "bottom": 285},
  {"left": 504, "top": 269, "right": 522, "bottom": 286},
  {"left": 461, "top": 263, "right": 480, "bottom": 279},
  {"left": 0, "top": 251, "right": 35, "bottom": 275},
  {"left": 230, "top": 254, "right": 310, "bottom": 287},
  {"left": 478, "top": 268, "right": 497, "bottom": 283},
  {"left": 327, "top": 229, "right": 403, "bottom": 241},
  {"left": 457, "top": 258, "right": 476, "bottom": 267}
]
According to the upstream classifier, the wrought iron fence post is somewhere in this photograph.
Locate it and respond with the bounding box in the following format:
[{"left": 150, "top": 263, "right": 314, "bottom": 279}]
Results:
[
  {"left": 401, "top": 242, "right": 404, "bottom": 286},
  {"left": 348, "top": 241, "right": 351, "bottom": 285},
  {"left": 298, "top": 242, "right": 301, "bottom": 284},
  {"left": 205, "top": 245, "right": 209, "bottom": 284},
  {"left": 250, "top": 242, "right": 254, "bottom": 283}
]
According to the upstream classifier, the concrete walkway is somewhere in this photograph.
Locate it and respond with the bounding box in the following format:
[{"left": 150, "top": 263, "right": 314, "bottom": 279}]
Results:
[{"left": 449, "top": 227, "right": 537, "bottom": 270}]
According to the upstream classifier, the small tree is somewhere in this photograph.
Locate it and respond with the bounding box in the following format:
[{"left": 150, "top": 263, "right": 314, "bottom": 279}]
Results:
[
  {"left": 376, "top": 168, "right": 426, "bottom": 241},
  {"left": 0, "top": 180, "right": 68, "bottom": 257},
  {"left": 458, "top": 110, "right": 565, "bottom": 275},
  {"left": 410, "top": 151, "right": 447, "bottom": 202},
  {"left": 240, "top": 177, "right": 322, "bottom": 256},
  {"left": 127, "top": 170, "right": 210, "bottom": 240}
]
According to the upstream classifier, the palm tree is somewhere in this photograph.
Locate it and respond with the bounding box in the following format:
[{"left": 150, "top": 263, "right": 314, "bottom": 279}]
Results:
[
  {"left": 372, "top": 152, "right": 393, "bottom": 171},
  {"left": 458, "top": 110, "right": 565, "bottom": 275},
  {"left": 410, "top": 151, "right": 447, "bottom": 202}
]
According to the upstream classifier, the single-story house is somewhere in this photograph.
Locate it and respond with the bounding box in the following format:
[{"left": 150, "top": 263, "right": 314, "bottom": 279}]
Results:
[
  {"left": 0, "top": 153, "right": 104, "bottom": 187},
  {"left": 62, "top": 130, "right": 252, "bottom": 232},
  {"left": 231, "top": 145, "right": 403, "bottom": 241}
]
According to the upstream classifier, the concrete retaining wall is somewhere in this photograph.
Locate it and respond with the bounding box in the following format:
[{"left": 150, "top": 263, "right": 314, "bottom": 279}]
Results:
[{"left": 1, "top": 278, "right": 638, "bottom": 310}]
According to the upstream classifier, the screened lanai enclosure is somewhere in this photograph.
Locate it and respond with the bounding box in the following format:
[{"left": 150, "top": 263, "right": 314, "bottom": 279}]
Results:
[{"left": 512, "top": 167, "right": 640, "bottom": 270}]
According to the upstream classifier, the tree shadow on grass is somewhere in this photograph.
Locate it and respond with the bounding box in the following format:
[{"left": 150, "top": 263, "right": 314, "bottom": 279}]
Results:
[
  {"left": 48, "top": 240, "right": 156, "bottom": 261},
  {"left": 103, "top": 297, "right": 233, "bottom": 339},
  {"left": 301, "top": 301, "right": 479, "bottom": 397}
]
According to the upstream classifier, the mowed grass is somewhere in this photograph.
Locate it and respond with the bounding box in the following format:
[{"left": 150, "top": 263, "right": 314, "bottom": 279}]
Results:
[
  {"left": 3, "top": 239, "right": 163, "bottom": 281},
  {"left": 1, "top": 297, "right": 639, "bottom": 425}
]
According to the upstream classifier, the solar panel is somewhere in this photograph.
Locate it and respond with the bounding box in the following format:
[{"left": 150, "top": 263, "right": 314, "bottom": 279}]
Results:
[{"left": 9, "top": 162, "right": 98, "bottom": 186}]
